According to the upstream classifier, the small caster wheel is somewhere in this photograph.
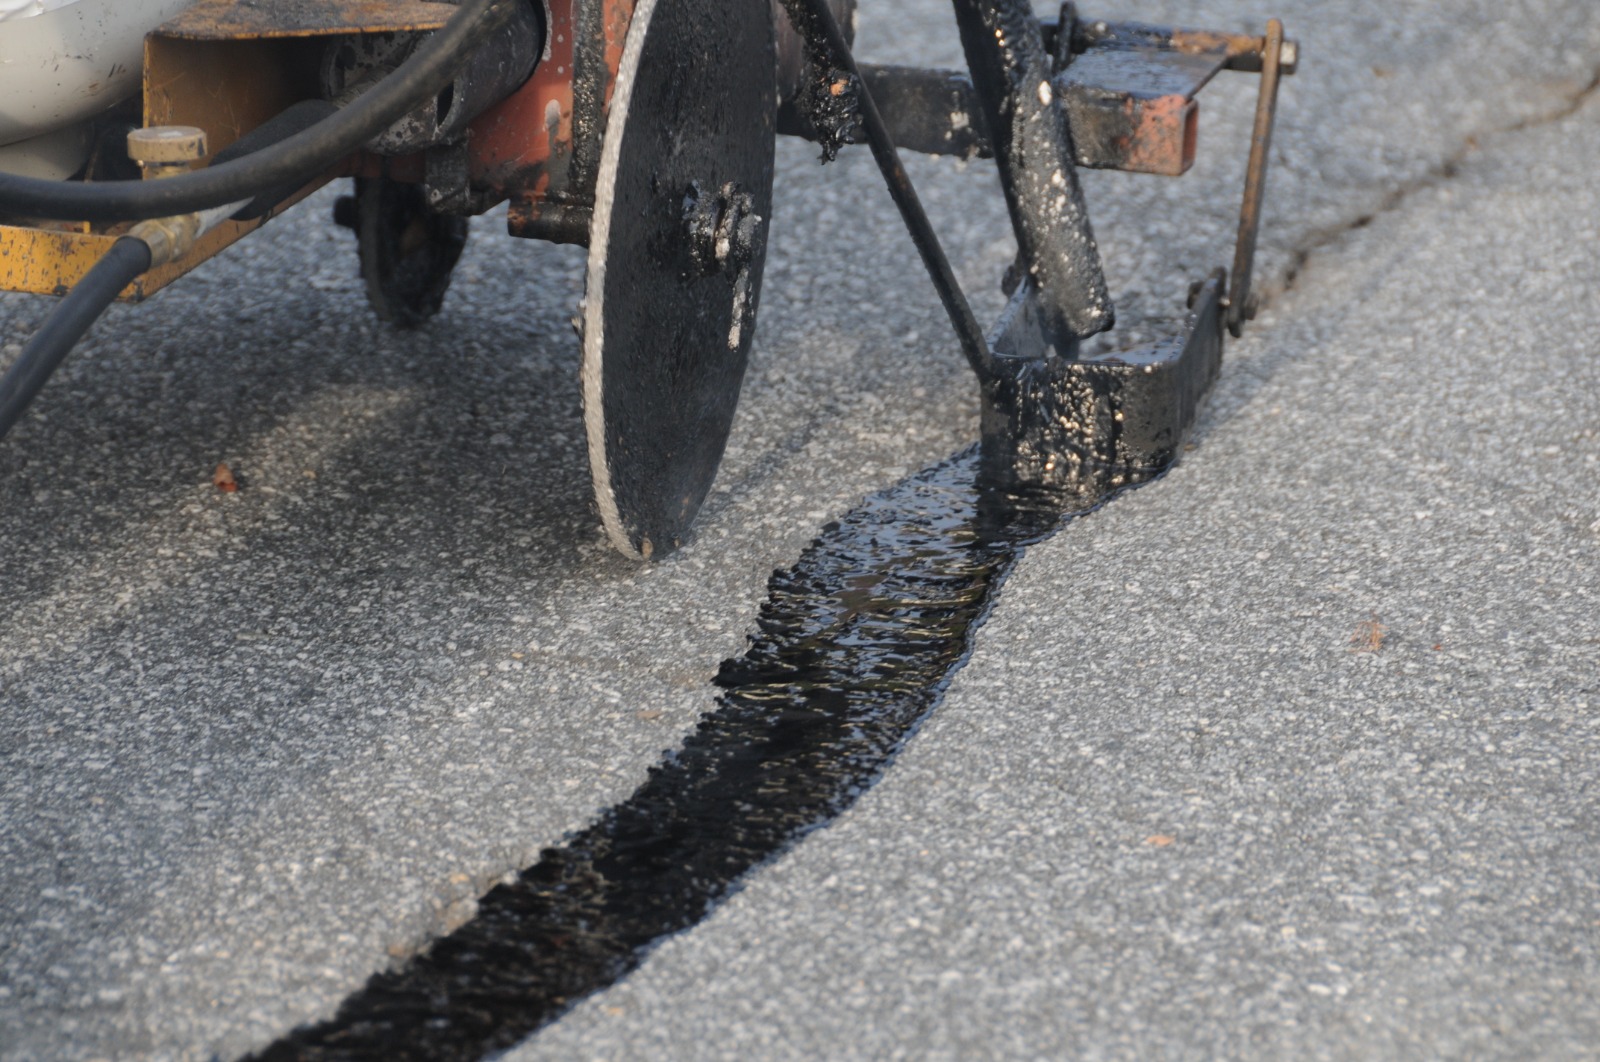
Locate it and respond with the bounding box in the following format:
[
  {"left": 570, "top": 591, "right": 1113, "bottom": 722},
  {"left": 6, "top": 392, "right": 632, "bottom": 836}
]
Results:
[{"left": 335, "top": 177, "right": 468, "bottom": 328}]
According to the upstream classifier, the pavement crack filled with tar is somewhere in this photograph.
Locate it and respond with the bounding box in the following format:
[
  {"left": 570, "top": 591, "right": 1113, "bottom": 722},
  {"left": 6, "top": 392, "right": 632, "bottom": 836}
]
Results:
[{"left": 246, "top": 433, "right": 1146, "bottom": 1060}]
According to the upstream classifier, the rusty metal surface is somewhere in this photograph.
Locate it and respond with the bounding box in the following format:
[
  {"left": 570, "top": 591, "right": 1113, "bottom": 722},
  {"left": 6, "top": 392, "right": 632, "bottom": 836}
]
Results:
[
  {"left": 1053, "top": 18, "right": 1233, "bottom": 179},
  {"left": 478, "top": 0, "right": 645, "bottom": 234},
  {"left": 1227, "top": 18, "right": 1284, "bottom": 336},
  {"left": 145, "top": 30, "right": 325, "bottom": 158},
  {"left": 469, "top": 0, "right": 578, "bottom": 218},
  {"left": 1052, "top": 17, "right": 1299, "bottom": 76},
  {"left": 780, "top": 62, "right": 1198, "bottom": 176},
  {"left": 1060, "top": 76, "right": 1199, "bottom": 177},
  {"left": 144, "top": 0, "right": 581, "bottom": 219},
  {"left": 1064, "top": 44, "right": 1225, "bottom": 100},
  {"left": 155, "top": 0, "right": 454, "bottom": 40}
]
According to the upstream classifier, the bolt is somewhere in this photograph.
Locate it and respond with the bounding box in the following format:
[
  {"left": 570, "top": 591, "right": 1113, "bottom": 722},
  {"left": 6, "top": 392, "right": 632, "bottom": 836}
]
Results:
[{"left": 685, "top": 182, "right": 759, "bottom": 274}]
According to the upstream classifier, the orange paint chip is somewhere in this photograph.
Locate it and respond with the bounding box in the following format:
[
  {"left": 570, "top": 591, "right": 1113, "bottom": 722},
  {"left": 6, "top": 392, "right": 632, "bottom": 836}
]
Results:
[{"left": 213, "top": 463, "right": 238, "bottom": 493}]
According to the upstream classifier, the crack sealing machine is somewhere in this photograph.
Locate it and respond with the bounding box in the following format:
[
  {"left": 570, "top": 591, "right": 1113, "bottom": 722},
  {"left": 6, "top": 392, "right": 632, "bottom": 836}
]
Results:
[{"left": 0, "top": 0, "right": 1294, "bottom": 557}]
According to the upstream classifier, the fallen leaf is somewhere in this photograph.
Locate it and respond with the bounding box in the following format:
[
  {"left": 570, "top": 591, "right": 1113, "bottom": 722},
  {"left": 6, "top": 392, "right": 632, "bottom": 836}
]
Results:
[
  {"left": 213, "top": 463, "right": 238, "bottom": 493},
  {"left": 1144, "top": 834, "right": 1175, "bottom": 847},
  {"left": 1349, "top": 615, "right": 1386, "bottom": 653},
  {"left": 636, "top": 710, "right": 664, "bottom": 721}
]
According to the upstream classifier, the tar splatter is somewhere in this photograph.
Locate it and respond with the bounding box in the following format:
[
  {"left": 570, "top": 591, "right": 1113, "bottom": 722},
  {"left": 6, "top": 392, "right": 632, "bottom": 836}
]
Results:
[{"left": 246, "top": 443, "right": 1126, "bottom": 1061}]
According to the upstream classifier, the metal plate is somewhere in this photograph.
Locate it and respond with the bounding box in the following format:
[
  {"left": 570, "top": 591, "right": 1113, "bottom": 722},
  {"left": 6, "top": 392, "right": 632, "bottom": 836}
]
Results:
[
  {"left": 153, "top": 0, "right": 454, "bottom": 40},
  {"left": 582, "top": 0, "right": 775, "bottom": 559}
]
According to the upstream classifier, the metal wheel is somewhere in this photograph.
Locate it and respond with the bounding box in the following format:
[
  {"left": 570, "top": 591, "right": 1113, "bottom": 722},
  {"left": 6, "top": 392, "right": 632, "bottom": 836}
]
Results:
[
  {"left": 582, "top": 0, "right": 777, "bottom": 559},
  {"left": 343, "top": 176, "right": 469, "bottom": 328}
]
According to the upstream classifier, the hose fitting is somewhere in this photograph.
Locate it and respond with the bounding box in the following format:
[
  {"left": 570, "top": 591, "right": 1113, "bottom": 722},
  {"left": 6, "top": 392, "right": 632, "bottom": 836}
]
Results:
[
  {"left": 124, "top": 125, "right": 208, "bottom": 266},
  {"left": 127, "top": 213, "right": 201, "bottom": 268}
]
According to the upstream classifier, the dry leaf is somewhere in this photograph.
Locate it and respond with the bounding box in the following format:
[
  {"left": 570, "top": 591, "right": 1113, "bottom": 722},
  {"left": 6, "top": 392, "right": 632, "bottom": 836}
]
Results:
[
  {"left": 213, "top": 463, "right": 238, "bottom": 493},
  {"left": 1144, "top": 835, "right": 1175, "bottom": 847},
  {"left": 1349, "top": 615, "right": 1387, "bottom": 653},
  {"left": 636, "top": 710, "right": 664, "bottom": 721}
]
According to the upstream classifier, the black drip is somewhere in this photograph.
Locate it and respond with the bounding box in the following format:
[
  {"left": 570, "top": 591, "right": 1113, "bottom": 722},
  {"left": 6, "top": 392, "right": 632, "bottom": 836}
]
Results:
[{"left": 249, "top": 447, "right": 1118, "bottom": 1061}]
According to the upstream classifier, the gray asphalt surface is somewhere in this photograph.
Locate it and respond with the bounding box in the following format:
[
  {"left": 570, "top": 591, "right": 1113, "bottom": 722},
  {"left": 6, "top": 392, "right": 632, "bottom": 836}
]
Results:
[{"left": 3, "top": 0, "right": 1599, "bottom": 1059}]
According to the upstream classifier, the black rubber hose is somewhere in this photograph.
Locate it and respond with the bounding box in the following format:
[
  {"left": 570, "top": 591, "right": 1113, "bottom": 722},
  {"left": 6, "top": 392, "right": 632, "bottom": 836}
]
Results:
[
  {"left": 208, "top": 98, "right": 340, "bottom": 221},
  {"left": 0, "top": 0, "right": 516, "bottom": 223},
  {"left": 0, "top": 236, "right": 152, "bottom": 442}
]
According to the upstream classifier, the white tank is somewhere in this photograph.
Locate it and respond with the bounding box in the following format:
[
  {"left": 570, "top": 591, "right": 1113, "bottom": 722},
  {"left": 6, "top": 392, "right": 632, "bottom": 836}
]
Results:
[{"left": 0, "top": 0, "right": 199, "bottom": 176}]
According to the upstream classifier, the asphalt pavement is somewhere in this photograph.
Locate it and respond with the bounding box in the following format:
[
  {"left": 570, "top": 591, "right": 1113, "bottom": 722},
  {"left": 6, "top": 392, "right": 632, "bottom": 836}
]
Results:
[{"left": 3, "top": 0, "right": 1599, "bottom": 1059}]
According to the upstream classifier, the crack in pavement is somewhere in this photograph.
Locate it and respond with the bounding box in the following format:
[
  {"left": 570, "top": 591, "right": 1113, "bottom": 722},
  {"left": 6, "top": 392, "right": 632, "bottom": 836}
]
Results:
[{"left": 1275, "top": 67, "right": 1600, "bottom": 301}]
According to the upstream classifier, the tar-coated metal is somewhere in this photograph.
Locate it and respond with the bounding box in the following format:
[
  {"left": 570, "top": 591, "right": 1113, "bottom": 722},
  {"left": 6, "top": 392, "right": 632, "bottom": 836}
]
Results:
[
  {"left": 979, "top": 271, "right": 1226, "bottom": 492},
  {"left": 582, "top": 0, "right": 776, "bottom": 559},
  {"left": 948, "top": 0, "right": 1111, "bottom": 342}
]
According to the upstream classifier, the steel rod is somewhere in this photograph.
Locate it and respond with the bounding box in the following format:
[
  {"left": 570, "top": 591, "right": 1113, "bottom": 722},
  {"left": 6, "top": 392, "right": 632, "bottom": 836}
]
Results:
[
  {"left": 1227, "top": 18, "right": 1284, "bottom": 337},
  {"left": 784, "top": 0, "right": 993, "bottom": 377}
]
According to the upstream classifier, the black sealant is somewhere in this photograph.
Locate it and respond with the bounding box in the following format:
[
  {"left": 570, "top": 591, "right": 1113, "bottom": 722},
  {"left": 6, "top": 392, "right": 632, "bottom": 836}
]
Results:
[{"left": 247, "top": 443, "right": 1124, "bottom": 1061}]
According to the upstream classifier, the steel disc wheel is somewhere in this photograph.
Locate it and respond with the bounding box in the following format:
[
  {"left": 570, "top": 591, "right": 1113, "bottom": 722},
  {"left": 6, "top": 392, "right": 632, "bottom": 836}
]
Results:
[{"left": 582, "top": 0, "right": 776, "bottom": 559}]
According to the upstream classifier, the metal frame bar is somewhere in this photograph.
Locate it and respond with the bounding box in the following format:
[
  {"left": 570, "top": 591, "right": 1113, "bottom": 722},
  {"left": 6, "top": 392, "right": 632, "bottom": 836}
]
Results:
[{"left": 947, "top": 0, "right": 1112, "bottom": 345}]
